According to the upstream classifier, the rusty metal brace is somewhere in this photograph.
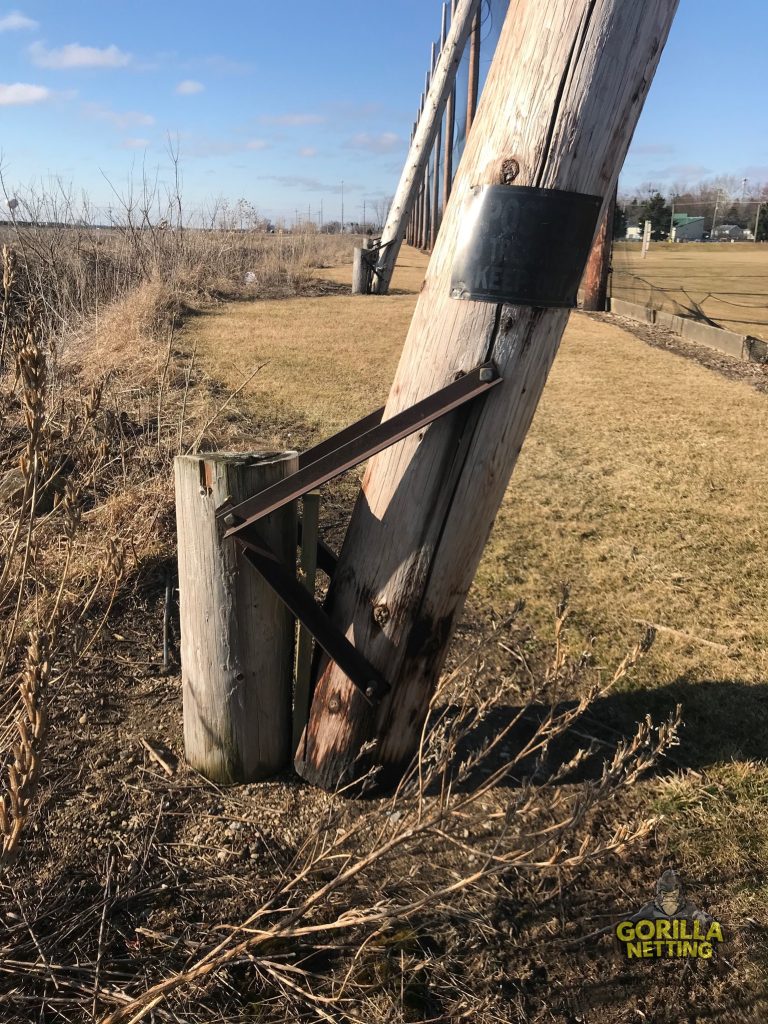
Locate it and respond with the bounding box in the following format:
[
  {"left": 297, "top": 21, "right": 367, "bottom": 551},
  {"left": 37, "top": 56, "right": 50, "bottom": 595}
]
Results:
[
  {"left": 218, "top": 361, "right": 501, "bottom": 538},
  {"left": 227, "top": 361, "right": 503, "bottom": 703},
  {"left": 235, "top": 529, "right": 388, "bottom": 705}
]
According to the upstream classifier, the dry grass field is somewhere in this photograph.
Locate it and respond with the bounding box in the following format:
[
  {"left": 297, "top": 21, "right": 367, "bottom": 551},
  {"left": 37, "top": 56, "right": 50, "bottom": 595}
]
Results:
[{"left": 611, "top": 240, "right": 768, "bottom": 339}]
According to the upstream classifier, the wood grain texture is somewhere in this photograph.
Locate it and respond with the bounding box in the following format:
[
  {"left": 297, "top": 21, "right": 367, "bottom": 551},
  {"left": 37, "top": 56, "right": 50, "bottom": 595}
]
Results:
[
  {"left": 296, "top": 0, "right": 680, "bottom": 790},
  {"left": 176, "top": 451, "right": 298, "bottom": 783}
]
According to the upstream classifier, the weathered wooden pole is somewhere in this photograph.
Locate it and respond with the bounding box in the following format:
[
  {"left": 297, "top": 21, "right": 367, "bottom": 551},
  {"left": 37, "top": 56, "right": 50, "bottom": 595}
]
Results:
[
  {"left": 466, "top": 6, "right": 481, "bottom": 133},
  {"left": 420, "top": 65, "right": 433, "bottom": 251},
  {"left": 407, "top": 124, "right": 416, "bottom": 245},
  {"left": 415, "top": 183, "right": 424, "bottom": 251},
  {"left": 352, "top": 239, "right": 375, "bottom": 294},
  {"left": 176, "top": 451, "right": 298, "bottom": 784},
  {"left": 296, "top": 0, "right": 679, "bottom": 790},
  {"left": 430, "top": 16, "right": 447, "bottom": 249},
  {"left": 372, "top": 0, "right": 481, "bottom": 293},
  {"left": 443, "top": 0, "right": 458, "bottom": 214},
  {"left": 421, "top": 174, "right": 432, "bottom": 250},
  {"left": 581, "top": 185, "right": 617, "bottom": 311},
  {"left": 351, "top": 246, "right": 368, "bottom": 294}
]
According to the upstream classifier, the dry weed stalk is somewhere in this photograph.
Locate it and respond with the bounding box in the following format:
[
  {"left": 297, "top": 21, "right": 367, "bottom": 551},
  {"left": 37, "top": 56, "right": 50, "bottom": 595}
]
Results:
[
  {"left": 0, "top": 286, "right": 126, "bottom": 866},
  {"left": 101, "top": 601, "right": 680, "bottom": 1024}
]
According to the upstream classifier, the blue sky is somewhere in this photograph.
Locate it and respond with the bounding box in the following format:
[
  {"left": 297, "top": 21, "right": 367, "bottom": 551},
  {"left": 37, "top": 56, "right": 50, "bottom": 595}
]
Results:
[{"left": 0, "top": 1, "right": 766, "bottom": 223}]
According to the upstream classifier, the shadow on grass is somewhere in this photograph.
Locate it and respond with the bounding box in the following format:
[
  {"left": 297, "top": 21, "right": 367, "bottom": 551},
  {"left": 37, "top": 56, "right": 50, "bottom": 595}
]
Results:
[{"left": 440, "top": 679, "right": 768, "bottom": 790}]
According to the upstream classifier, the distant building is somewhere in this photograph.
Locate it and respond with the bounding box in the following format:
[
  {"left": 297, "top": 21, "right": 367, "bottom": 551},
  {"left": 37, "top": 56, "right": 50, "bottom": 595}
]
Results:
[
  {"left": 626, "top": 225, "right": 642, "bottom": 241},
  {"left": 671, "top": 213, "right": 705, "bottom": 242},
  {"left": 712, "top": 223, "right": 746, "bottom": 241}
]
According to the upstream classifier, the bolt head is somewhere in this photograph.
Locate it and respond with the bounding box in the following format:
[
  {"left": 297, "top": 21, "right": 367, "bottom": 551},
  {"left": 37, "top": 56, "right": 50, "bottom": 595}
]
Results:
[
  {"left": 479, "top": 367, "right": 494, "bottom": 382},
  {"left": 365, "top": 684, "right": 377, "bottom": 699}
]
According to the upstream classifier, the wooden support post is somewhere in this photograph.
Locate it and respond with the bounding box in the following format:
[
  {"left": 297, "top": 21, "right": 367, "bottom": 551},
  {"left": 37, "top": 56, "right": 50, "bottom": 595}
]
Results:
[
  {"left": 443, "top": 0, "right": 458, "bottom": 215},
  {"left": 466, "top": 6, "right": 481, "bottom": 133},
  {"left": 293, "top": 491, "right": 320, "bottom": 753},
  {"left": 176, "top": 451, "right": 298, "bottom": 784},
  {"left": 421, "top": 181, "right": 428, "bottom": 249},
  {"left": 414, "top": 97, "right": 425, "bottom": 249},
  {"left": 407, "top": 124, "right": 416, "bottom": 245},
  {"left": 581, "top": 186, "right": 617, "bottom": 311},
  {"left": 372, "top": 0, "right": 481, "bottom": 293},
  {"left": 431, "top": 6, "right": 448, "bottom": 248},
  {"left": 422, "top": 173, "right": 432, "bottom": 250},
  {"left": 421, "top": 65, "right": 433, "bottom": 251},
  {"left": 296, "top": 0, "right": 679, "bottom": 790},
  {"left": 352, "top": 246, "right": 369, "bottom": 294}
]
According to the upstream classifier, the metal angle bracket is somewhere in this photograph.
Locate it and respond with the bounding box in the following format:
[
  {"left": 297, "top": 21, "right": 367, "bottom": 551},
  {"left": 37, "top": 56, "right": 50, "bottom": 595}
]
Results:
[
  {"left": 218, "top": 360, "right": 502, "bottom": 541},
  {"left": 235, "top": 529, "right": 388, "bottom": 705},
  {"left": 223, "top": 360, "right": 503, "bottom": 706}
]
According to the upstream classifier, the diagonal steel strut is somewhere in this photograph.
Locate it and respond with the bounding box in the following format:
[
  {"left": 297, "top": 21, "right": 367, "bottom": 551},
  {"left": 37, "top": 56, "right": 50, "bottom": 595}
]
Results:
[
  {"left": 219, "top": 361, "right": 501, "bottom": 540},
  {"left": 235, "top": 530, "right": 389, "bottom": 704}
]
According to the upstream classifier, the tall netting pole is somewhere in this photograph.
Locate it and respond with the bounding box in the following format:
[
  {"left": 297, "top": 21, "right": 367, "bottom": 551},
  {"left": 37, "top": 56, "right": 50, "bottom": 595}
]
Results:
[{"left": 372, "top": 0, "right": 481, "bottom": 293}]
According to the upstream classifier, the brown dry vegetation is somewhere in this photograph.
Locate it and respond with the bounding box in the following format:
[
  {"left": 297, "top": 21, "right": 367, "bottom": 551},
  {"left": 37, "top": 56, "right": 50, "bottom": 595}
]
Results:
[
  {"left": 611, "top": 241, "right": 768, "bottom": 339},
  {"left": 0, "top": 228, "right": 766, "bottom": 1023}
]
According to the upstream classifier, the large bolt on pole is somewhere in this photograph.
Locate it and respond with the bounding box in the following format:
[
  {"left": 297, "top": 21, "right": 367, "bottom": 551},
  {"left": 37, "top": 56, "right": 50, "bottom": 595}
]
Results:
[
  {"left": 296, "top": 0, "right": 680, "bottom": 791},
  {"left": 372, "top": 0, "right": 482, "bottom": 294}
]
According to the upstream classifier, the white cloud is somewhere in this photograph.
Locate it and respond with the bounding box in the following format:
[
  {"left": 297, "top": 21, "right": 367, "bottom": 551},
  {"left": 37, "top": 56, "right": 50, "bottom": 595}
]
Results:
[
  {"left": 345, "top": 132, "right": 402, "bottom": 154},
  {"left": 260, "top": 113, "right": 325, "bottom": 126},
  {"left": 0, "top": 82, "right": 50, "bottom": 105},
  {"left": 0, "top": 10, "right": 38, "bottom": 31},
  {"left": 246, "top": 138, "right": 270, "bottom": 151},
  {"left": 298, "top": 146, "right": 317, "bottom": 158},
  {"left": 121, "top": 137, "right": 150, "bottom": 149},
  {"left": 84, "top": 102, "right": 154, "bottom": 130},
  {"left": 29, "top": 41, "right": 132, "bottom": 69},
  {"left": 175, "top": 79, "right": 204, "bottom": 95}
]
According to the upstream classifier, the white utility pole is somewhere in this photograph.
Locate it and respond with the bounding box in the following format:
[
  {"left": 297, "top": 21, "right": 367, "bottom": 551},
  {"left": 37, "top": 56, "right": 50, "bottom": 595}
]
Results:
[{"left": 372, "top": 0, "right": 482, "bottom": 294}]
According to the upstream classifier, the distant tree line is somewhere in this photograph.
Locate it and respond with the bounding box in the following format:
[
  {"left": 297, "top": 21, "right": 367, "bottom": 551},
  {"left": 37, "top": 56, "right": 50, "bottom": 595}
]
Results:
[{"left": 615, "top": 175, "right": 768, "bottom": 241}]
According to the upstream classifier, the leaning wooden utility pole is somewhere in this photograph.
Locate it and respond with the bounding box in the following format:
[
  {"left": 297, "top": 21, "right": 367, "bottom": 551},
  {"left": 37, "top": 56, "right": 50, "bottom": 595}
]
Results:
[
  {"left": 296, "top": 0, "right": 679, "bottom": 790},
  {"left": 372, "top": 0, "right": 481, "bottom": 293},
  {"left": 581, "top": 185, "right": 617, "bottom": 311}
]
